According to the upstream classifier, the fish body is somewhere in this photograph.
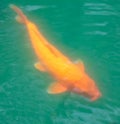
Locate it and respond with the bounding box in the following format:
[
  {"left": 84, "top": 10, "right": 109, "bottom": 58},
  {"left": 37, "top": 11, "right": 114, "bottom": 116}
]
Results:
[{"left": 10, "top": 4, "right": 101, "bottom": 101}]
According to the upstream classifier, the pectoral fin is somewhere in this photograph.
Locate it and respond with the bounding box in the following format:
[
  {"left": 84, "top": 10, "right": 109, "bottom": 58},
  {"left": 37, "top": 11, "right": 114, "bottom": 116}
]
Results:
[
  {"left": 75, "top": 60, "right": 85, "bottom": 72},
  {"left": 47, "top": 82, "right": 67, "bottom": 94},
  {"left": 34, "top": 62, "right": 46, "bottom": 72}
]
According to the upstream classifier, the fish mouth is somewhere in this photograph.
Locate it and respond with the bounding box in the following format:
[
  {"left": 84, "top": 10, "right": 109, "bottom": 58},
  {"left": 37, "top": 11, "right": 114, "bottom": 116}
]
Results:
[
  {"left": 90, "top": 96, "right": 99, "bottom": 101},
  {"left": 72, "top": 88, "right": 101, "bottom": 101},
  {"left": 90, "top": 92, "right": 102, "bottom": 101}
]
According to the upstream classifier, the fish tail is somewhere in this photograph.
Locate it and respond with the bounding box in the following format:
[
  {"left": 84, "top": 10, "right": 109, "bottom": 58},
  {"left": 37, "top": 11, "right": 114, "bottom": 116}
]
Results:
[{"left": 9, "top": 4, "right": 27, "bottom": 24}]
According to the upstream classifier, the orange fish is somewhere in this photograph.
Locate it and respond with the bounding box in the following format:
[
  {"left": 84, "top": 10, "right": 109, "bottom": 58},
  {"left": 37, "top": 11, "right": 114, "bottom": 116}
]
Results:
[{"left": 10, "top": 4, "right": 101, "bottom": 101}]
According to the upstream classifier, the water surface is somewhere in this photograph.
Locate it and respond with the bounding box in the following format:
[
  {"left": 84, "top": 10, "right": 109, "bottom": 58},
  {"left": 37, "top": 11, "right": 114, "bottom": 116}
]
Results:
[{"left": 0, "top": 0, "right": 120, "bottom": 124}]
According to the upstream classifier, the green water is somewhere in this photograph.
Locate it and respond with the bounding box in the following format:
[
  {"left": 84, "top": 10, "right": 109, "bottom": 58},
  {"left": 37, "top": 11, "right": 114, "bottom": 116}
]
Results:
[{"left": 0, "top": 0, "right": 120, "bottom": 124}]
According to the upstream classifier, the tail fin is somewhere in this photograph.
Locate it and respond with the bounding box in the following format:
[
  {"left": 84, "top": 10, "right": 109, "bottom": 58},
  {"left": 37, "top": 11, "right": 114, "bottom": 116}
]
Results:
[{"left": 9, "top": 4, "right": 27, "bottom": 24}]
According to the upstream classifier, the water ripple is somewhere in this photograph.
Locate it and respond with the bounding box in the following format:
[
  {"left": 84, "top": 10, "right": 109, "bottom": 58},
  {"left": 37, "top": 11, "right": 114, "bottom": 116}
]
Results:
[
  {"left": 24, "top": 5, "right": 56, "bottom": 11},
  {"left": 84, "top": 22, "right": 108, "bottom": 27},
  {"left": 84, "top": 2, "right": 118, "bottom": 16},
  {"left": 85, "top": 31, "right": 107, "bottom": 35}
]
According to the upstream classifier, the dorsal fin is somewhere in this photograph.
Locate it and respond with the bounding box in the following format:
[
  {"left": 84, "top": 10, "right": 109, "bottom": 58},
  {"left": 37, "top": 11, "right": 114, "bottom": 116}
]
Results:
[{"left": 45, "top": 43, "right": 69, "bottom": 61}]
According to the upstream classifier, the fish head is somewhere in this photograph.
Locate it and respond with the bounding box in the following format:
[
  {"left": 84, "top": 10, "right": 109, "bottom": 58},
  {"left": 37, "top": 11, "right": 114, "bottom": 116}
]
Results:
[{"left": 73, "top": 74, "right": 101, "bottom": 101}]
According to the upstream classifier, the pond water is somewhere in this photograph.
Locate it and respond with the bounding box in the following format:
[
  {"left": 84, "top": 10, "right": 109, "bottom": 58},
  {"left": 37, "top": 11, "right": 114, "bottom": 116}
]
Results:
[{"left": 0, "top": 0, "right": 120, "bottom": 124}]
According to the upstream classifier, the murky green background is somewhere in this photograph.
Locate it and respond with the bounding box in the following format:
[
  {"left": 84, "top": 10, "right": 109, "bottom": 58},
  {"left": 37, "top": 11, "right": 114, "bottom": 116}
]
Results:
[{"left": 0, "top": 0, "right": 120, "bottom": 124}]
